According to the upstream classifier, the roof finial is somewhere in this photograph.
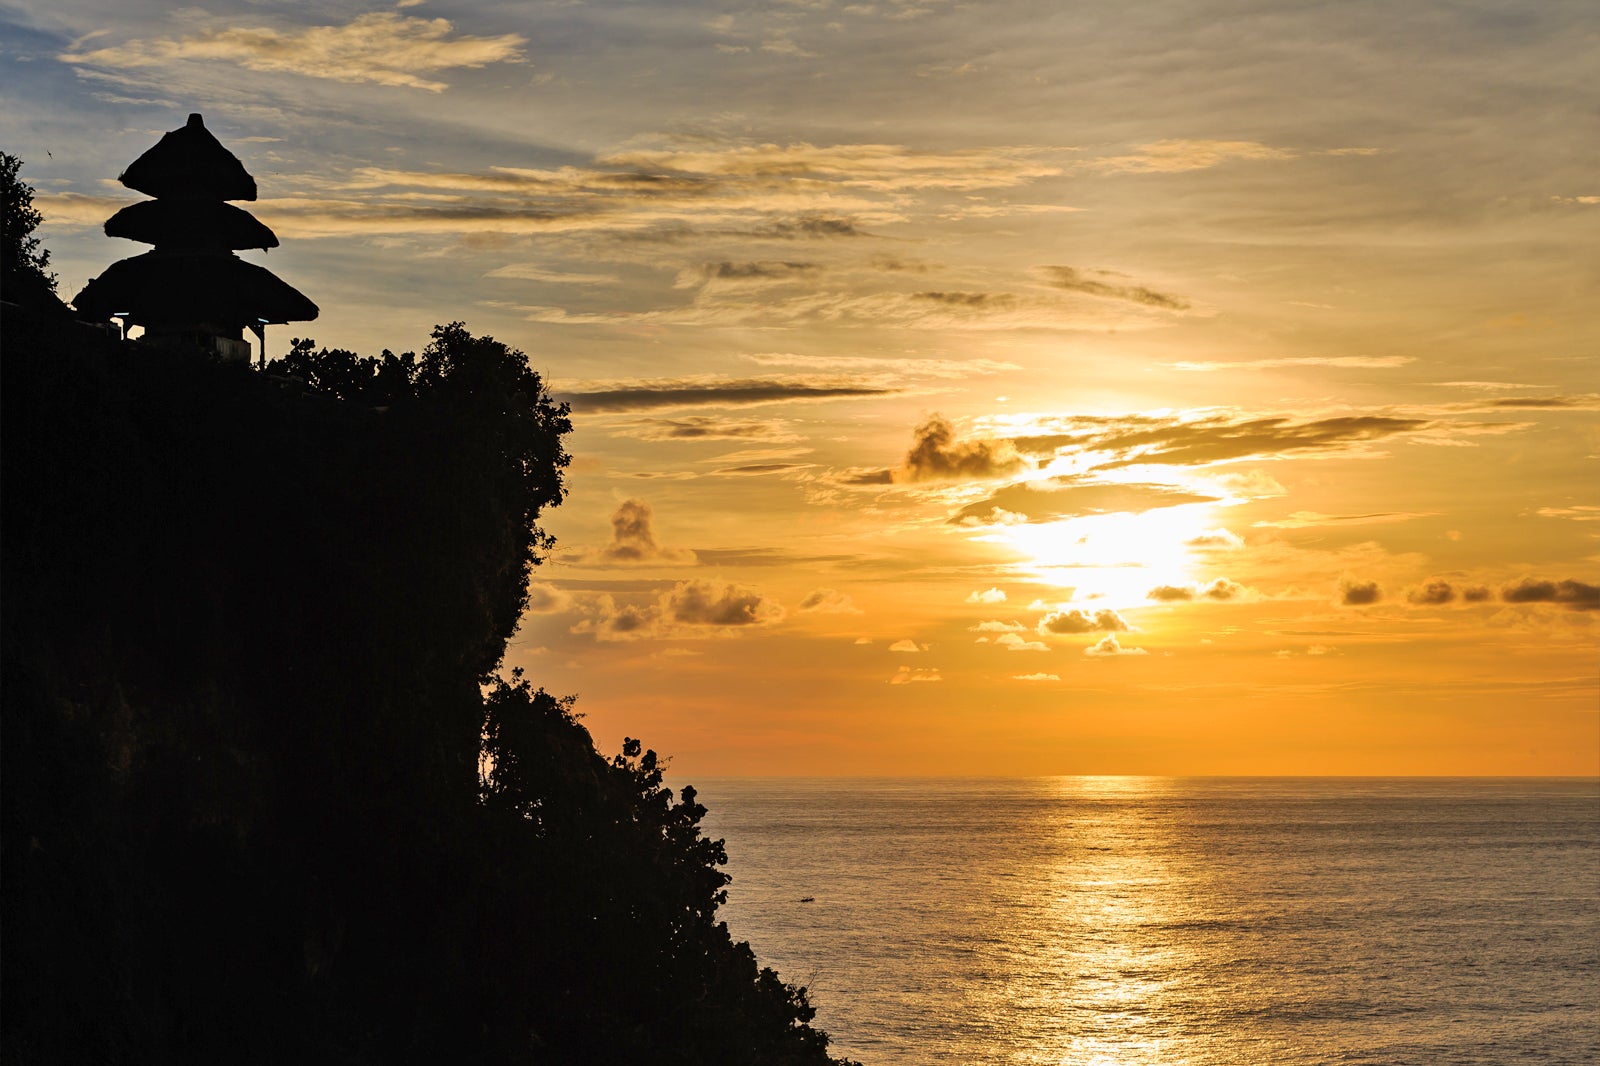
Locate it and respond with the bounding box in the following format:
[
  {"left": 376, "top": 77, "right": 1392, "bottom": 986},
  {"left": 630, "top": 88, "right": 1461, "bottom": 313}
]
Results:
[{"left": 187, "top": 113, "right": 203, "bottom": 128}]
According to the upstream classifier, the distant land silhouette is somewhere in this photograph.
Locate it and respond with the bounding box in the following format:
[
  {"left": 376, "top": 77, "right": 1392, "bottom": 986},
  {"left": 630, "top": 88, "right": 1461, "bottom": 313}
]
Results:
[{"left": 2, "top": 136, "right": 857, "bottom": 1064}]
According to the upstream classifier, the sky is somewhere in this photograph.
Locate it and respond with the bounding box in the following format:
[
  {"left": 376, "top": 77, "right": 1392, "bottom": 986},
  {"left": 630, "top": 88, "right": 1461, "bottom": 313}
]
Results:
[{"left": 4, "top": 0, "right": 1597, "bottom": 775}]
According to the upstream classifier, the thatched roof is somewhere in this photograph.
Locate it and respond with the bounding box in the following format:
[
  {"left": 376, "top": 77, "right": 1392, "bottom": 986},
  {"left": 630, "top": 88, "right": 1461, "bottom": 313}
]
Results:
[
  {"left": 105, "top": 199, "right": 279, "bottom": 251},
  {"left": 74, "top": 251, "right": 318, "bottom": 328},
  {"left": 118, "top": 114, "right": 258, "bottom": 201}
]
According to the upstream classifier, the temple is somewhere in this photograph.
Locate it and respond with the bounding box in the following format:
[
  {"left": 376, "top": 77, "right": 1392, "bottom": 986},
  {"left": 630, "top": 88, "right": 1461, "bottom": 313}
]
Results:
[{"left": 73, "top": 114, "right": 317, "bottom": 364}]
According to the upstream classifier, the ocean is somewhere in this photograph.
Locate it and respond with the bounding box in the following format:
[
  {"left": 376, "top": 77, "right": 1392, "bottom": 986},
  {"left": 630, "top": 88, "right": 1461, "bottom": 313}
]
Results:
[{"left": 694, "top": 777, "right": 1600, "bottom": 1065}]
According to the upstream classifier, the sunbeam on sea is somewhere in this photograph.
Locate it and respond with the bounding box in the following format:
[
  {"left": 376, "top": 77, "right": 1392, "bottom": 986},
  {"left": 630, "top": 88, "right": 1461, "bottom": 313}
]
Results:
[{"left": 695, "top": 777, "right": 1599, "bottom": 1065}]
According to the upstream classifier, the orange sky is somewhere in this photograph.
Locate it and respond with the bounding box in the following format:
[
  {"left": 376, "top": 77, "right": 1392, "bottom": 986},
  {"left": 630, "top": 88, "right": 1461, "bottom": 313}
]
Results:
[{"left": 6, "top": 0, "right": 1596, "bottom": 774}]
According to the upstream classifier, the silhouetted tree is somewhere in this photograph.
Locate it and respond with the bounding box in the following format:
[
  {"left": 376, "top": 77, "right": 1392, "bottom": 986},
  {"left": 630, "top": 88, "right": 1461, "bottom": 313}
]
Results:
[{"left": 3, "top": 185, "right": 854, "bottom": 1063}]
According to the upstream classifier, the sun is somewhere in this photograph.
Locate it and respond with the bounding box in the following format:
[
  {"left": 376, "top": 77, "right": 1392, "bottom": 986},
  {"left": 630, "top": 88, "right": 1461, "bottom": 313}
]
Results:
[{"left": 995, "top": 505, "right": 1218, "bottom": 606}]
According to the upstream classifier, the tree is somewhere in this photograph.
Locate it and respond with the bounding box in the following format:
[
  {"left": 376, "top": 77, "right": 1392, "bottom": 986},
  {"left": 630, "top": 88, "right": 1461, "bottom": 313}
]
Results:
[{"left": 1, "top": 151, "right": 58, "bottom": 304}]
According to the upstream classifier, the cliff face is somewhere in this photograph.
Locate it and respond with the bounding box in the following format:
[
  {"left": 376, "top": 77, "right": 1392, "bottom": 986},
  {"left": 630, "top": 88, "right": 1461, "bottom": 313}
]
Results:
[{"left": 0, "top": 310, "right": 851, "bottom": 1065}]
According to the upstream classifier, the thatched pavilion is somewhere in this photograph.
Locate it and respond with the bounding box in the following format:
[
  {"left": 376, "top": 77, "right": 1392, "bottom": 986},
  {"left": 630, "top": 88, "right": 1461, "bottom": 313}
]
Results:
[{"left": 73, "top": 114, "right": 316, "bottom": 364}]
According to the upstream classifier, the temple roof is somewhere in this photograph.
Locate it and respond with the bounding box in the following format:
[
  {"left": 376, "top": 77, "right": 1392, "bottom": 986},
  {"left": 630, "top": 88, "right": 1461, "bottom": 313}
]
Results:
[
  {"left": 118, "top": 114, "right": 258, "bottom": 202},
  {"left": 74, "top": 251, "right": 318, "bottom": 328},
  {"left": 105, "top": 198, "right": 279, "bottom": 251}
]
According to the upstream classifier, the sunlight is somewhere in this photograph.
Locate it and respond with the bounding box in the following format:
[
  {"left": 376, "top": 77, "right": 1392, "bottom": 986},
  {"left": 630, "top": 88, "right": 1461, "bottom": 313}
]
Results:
[{"left": 996, "top": 506, "right": 1215, "bottom": 604}]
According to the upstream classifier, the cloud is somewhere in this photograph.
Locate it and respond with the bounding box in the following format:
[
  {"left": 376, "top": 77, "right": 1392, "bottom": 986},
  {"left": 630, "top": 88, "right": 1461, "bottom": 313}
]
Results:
[
  {"left": 1086, "top": 414, "right": 1431, "bottom": 469},
  {"left": 557, "top": 379, "right": 895, "bottom": 412},
  {"left": 1037, "top": 266, "right": 1189, "bottom": 310},
  {"left": 1536, "top": 506, "right": 1600, "bottom": 522},
  {"left": 1256, "top": 511, "right": 1435, "bottom": 529},
  {"left": 888, "top": 639, "right": 927, "bottom": 653},
  {"left": 62, "top": 13, "right": 526, "bottom": 92},
  {"left": 709, "top": 463, "right": 813, "bottom": 477},
  {"left": 677, "top": 261, "right": 822, "bottom": 287},
  {"left": 525, "top": 582, "right": 572, "bottom": 614},
  {"left": 601, "top": 142, "right": 1062, "bottom": 192},
  {"left": 889, "top": 666, "right": 942, "bottom": 684},
  {"left": 581, "top": 499, "right": 697, "bottom": 566},
  {"left": 1200, "top": 578, "right": 1244, "bottom": 601},
  {"left": 1039, "top": 608, "right": 1128, "bottom": 634},
  {"left": 1166, "top": 356, "right": 1413, "bottom": 371},
  {"left": 571, "top": 579, "right": 784, "bottom": 640},
  {"left": 954, "top": 477, "right": 1217, "bottom": 525},
  {"left": 970, "top": 620, "right": 1026, "bottom": 633},
  {"left": 662, "top": 580, "right": 785, "bottom": 626},
  {"left": 1007, "top": 412, "right": 1431, "bottom": 469},
  {"left": 1406, "top": 579, "right": 1456, "bottom": 606},
  {"left": 1085, "top": 139, "right": 1296, "bottom": 175},
  {"left": 484, "top": 264, "right": 621, "bottom": 284},
  {"left": 1338, "top": 578, "right": 1382, "bottom": 606},
  {"left": 1147, "top": 578, "right": 1243, "bottom": 603},
  {"left": 1012, "top": 673, "right": 1061, "bottom": 682},
  {"left": 884, "top": 415, "right": 1027, "bottom": 484},
  {"left": 966, "top": 587, "right": 1007, "bottom": 604},
  {"left": 798, "top": 588, "right": 862, "bottom": 614},
  {"left": 1500, "top": 578, "right": 1600, "bottom": 611},
  {"left": 1186, "top": 528, "right": 1243, "bottom": 548},
  {"left": 608, "top": 416, "right": 800, "bottom": 442},
  {"left": 1085, "top": 635, "right": 1146, "bottom": 657},
  {"left": 744, "top": 352, "right": 1020, "bottom": 380},
  {"left": 994, "top": 632, "right": 1050, "bottom": 652}
]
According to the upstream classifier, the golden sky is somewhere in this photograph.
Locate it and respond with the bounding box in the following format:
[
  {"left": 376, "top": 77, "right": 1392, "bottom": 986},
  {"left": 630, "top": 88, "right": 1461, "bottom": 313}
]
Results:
[{"left": 6, "top": 0, "right": 1596, "bottom": 774}]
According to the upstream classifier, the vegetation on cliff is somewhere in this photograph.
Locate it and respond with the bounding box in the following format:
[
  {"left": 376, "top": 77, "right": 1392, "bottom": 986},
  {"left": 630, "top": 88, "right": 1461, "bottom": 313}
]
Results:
[{"left": 1, "top": 156, "right": 854, "bottom": 1065}]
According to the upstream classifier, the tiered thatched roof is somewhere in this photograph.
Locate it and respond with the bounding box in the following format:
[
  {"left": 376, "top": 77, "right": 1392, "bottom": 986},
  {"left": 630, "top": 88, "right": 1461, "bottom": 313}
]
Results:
[{"left": 72, "top": 113, "right": 316, "bottom": 337}]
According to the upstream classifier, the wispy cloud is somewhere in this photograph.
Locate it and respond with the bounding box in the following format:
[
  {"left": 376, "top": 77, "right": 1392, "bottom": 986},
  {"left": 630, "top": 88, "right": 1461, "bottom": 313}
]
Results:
[
  {"left": 1083, "top": 139, "right": 1296, "bottom": 175},
  {"left": 1166, "top": 356, "right": 1413, "bottom": 372},
  {"left": 1037, "top": 266, "right": 1189, "bottom": 310},
  {"left": 61, "top": 13, "right": 526, "bottom": 92},
  {"left": 556, "top": 378, "right": 895, "bottom": 412},
  {"left": 954, "top": 477, "right": 1217, "bottom": 525}
]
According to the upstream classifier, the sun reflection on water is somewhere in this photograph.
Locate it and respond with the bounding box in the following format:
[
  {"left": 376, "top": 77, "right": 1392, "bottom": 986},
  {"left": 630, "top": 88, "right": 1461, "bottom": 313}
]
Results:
[{"left": 1007, "top": 776, "right": 1190, "bottom": 1065}]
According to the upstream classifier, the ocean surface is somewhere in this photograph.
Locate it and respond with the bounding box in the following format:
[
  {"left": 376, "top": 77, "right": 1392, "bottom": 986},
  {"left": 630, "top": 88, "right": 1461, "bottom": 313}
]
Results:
[{"left": 694, "top": 777, "right": 1600, "bottom": 1065}]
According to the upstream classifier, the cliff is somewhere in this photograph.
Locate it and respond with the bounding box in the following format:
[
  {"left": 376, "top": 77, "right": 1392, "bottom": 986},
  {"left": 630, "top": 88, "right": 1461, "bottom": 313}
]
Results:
[{"left": 0, "top": 304, "right": 853, "bottom": 1065}]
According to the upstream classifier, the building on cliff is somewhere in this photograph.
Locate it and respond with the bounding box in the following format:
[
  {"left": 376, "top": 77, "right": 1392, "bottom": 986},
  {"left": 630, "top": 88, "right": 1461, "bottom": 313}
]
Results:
[{"left": 72, "top": 113, "right": 317, "bottom": 365}]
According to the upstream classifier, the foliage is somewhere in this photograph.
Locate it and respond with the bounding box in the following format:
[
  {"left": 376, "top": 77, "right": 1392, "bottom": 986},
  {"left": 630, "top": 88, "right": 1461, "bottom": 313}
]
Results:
[
  {"left": 2, "top": 307, "right": 852, "bottom": 1063},
  {"left": 1, "top": 150, "right": 57, "bottom": 301}
]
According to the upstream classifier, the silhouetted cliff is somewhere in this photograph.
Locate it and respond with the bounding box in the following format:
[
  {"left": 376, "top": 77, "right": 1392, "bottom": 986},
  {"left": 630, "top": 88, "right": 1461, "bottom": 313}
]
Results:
[{"left": 1, "top": 295, "right": 854, "bottom": 1063}]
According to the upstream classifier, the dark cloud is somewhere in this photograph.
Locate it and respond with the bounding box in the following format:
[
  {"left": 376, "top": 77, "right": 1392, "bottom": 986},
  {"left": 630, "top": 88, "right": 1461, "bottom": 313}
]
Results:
[
  {"left": 759, "top": 216, "right": 866, "bottom": 239},
  {"left": 1090, "top": 415, "right": 1430, "bottom": 469},
  {"left": 585, "top": 499, "right": 696, "bottom": 566},
  {"left": 900, "top": 415, "right": 1026, "bottom": 483},
  {"left": 662, "top": 580, "right": 784, "bottom": 626},
  {"left": 1461, "top": 586, "right": 1492, "bottom": 602},
  {"left": 611, "top": 416, "right": 796, "bottom": 441},
  {"left": 1007, "top": 413, "right": 1430, "bottom": 468},
  {"left": 1201, "top": 578, "right": 1243, "bottom": 601},
  {"left": 868, "top": 255, "right": 936, "bottom": 273},
  {"left": 911, "top": 291, "right": 1017, "bottom": 310},
  {"left": 711, "top": 463, "right": 810, "bottom": 476},
  {"left": 688, "top": 260, "right": 821, "bottom": 283},
  {"left": 1500, "top": 578, "right": 1600, "bottom": 610},
  {"left": 797, "top": 588, "right": 861, "bottom": 614},
  {"left": 953, "top": 476, "right": 1218, "bottom": 525},
  {"left": 1339, "top": 578, "right": 1382, "bottom": 606},
  {"left": 1038, "top": 608, "right": 1128, "bottom": 634},
  {"left": 1038, "top": 265, "right": 1190, "bottom": 310},
  {"left": 1407, "top": 579, "right": 1456, "bottom": 606},
  {"left": 559, "top": 380, "right": 895, "bottom": 412},
  {"left": 1148, "top": 578, "right": 1242, "bottom": 602},
  {"left": 843, "top": 468, "right": 896, "bottom": 486}
]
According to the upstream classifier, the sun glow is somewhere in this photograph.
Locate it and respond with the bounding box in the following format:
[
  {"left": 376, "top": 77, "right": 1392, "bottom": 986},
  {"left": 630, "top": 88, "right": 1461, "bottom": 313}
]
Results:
[{"left": 993, "top": 506, "right": 1217, "bottom": 604}]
